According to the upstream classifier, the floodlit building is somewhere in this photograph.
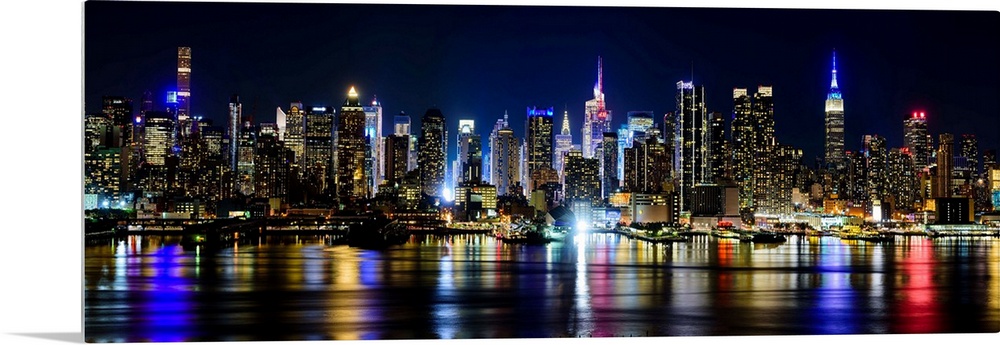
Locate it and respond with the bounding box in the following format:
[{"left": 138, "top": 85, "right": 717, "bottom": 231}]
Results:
[
  {"left": 583, "top": 57, "right": 612, "bottom": 159},
  {"left": 363, "top": 97, "right": 384, "bottom": 195},
  {"left": 525, "top": 106, "right": 554, "bottom": 194},
  {"left": 419, "top": 108, "right": 446, "bottom": 197},
  {"left": 336, "top": 87, "right": 368, "bottom": 200},
  {"left": 824, "top": 51, "right": 845, "bottom": 169}
]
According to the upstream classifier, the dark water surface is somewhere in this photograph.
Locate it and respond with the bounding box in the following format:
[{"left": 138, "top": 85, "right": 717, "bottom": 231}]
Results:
[{"left": 84, "top": 234, "right": 999, "bottom": 342}]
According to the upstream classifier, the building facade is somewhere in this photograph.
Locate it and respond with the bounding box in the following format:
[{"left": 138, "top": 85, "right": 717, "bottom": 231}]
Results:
[{"left": 824, "top": 51, "right": 846, "bottom": 169}]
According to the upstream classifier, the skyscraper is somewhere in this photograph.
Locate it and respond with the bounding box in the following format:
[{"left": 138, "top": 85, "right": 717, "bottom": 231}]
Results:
[
  {"left": 102, "top": 96, "right": 133, "bottom": 148},
  {"left": 554, "top": 109, "right": 573, "bottom": 178},
  {"left": 394, "top": 111, "right": 418, "bottom": 172},
  {"left": 145, "top": 111, "right": 175, "bottom": 167},
  {"left": 336, "top": 87, "right": 368, "bottom": 200},
  {"left": 384, "top": 134, "right": 409, "bottom": 186},
  {"left": 675, "top": 81, "right": 707, "bottom": 211},
  {"left": 934, "top": 133, "right": 954, "bottom": 198},
  {"left": 622, "top": 135, "right": 669, "bottom": 193},
  {"left": 961, "top": 134, "right": 979, "bottom": 177},
  {"left": 751, "top": 86, "right": 776, "bottom": 214},
  {"left": 731, "top": 88, "right": 754, "bottom": 211},
  {"left": 463, "top": 134, "right": 483, "bottom": 184},
  {"left": 491, "top": 122, "right": 519, "bottom": 196},
  {"left": 487, "top": 112, "right": 509, "bottom": 185},
  {"left": 419, "top": 108, "right": 446, "bottom": 197},
  {"left": 394, "top": 112, "right": 411, "bottom": 136},
  {"left": 583, "top": 57, "right": 611, "bottom": 159},
  {"left": 253, "top": 126, "right": 289, "bottom": 199},
  {"left": 176, "top": 47, "right": 192, "bottom": 136},
  {"left": 903, "top": 111, "right": 930, "bottom": 170},
  {"left": 888, "top": 147, "right": 917, "bottom": 211},
  {"left": 284, "top": 102, "right": 305, "bottom": 165},
  {"left": 455, "top": 119, "right": 476, "bottom": 187},
  {"left": 824, "top": 50, "right": 846, "bottom": 169},
  {"left": 227, "top": 95, "right": 242, "bottom": 176},
  {"left": 276, "top": 107, "right": 286, "bottom": 141},
  {"left": 564, "top": 150, "right": 601, "bottom": 221},
  {"left": 601, "top": 132, "right": 618, "bottom": 198},
  {"left": 525, "top": 106, "right": 554, "bottom": 194},
  {"left": 363, "top": 97, "right": 383, "bottom": 195},
  {"left": 708, "top": 111, "right": 729, "bottom": 183},
  {"left": 303, "top": 105, "right": 334, "bottom": 195},
  {"left": 235, "top": 122, "right": 256, "bottom": 196},
  {"left": 866, "top": 135, "right": 889, "bottom": 204}
]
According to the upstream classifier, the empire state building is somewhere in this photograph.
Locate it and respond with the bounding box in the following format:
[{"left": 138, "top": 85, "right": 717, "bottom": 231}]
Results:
[{"left": 824, "top": 50, "right": 845, "bottom": 169}]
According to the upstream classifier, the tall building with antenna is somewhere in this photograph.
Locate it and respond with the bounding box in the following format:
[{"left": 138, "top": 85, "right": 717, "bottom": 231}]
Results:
[
  {"left": 825, "top": 50, "right": 845, "bottom": 169},
  {"left": 583, "top": 56, "right": 611, "bottom": 160}
]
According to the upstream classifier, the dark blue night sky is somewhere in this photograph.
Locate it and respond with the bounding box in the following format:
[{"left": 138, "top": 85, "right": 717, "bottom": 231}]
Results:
[{"left": 84, "top": 2, "right": 1000, "bottom": 165}]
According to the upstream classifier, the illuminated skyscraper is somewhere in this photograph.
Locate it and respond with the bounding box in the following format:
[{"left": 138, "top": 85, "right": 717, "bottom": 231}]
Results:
[
  {"left": 526, "top": 106, "right": 554, "bottom": 194},
  {"left": 622, "top": 135, "right": 669, "bottom": 193},
  {"left": 235, "top": 122, "right": 256, "bottom": 196},
  {"left": 462, "top": 134, "right": 483, "bottom": 184},
  {"left": 276, "top": 107, "right": 286, "bottom": 141},
  {"left": 626, "top": 111, "right": 654, "bottom": 143},
  {"left": 708, "top": 111, "right": 729, "bottom": 183},
  {"left": 866, "top": 135, "right": 889, "bottom": 204},
  {"left": 363, "top": 97, "right": 383, "bottom": 196},
  {"left": 284, "top": 102, "right": 305, "bottom": 165},
  {"left": 102, "top": 96, "right": 132, "bottom": 148},
  {"left": 934, "top": 133, "right": 954, "bottom": 198},
  {"left": 601, "top": 132, "right": 618, "bottom": 198},
  {"left": 961, "top": 134, "right": 979, "bottom": 177},
  {"left": 490, "top": 119, "right": 519, "bottom": 196},
  {"left": 824, "top": 51, "right": 845, "bottom": 169},
  {"left": 253, "top": 126, "right": 288, "bottom": 199},
  {"left": 176, "top": 47, "right": 192, "bottom": 136},
  {"left": 583, "top": 57, "right": 611, "bottom": 159},
  {"left": 731, "top": 88, "right": 754, "bottom": 211},
  {"left": 554, "top": 109, "right": 573, "bottom": 179},
  {"left": 751, "top": 86, "right": 776, "bottom": 214},
  {"left": 419, "top": 108, "right": 446, "bottom": 197},
  {"left": 145, "top": 111, "right": 174, "bottom": 167},
  {"left": 675, "top": 81, "right": 707, "bottom": 211},
  {"left": 888, "top": 147, "right": 917, "bottom": 211},
  {"left": 303, "top": 105, "right": 334, "bottom": 195},
  {"left": 564, "top": 150, "right": 601, "bottom": 217},
  {"left": 227, "top": 95, "right": 242, "bottom": 176},
  {"left": 455, "top": 119, "right": 476, "bottom": 186},
  {"left": 394, "top": 111, "right": 418, "bottom": 172},
  {"left": 903, "top": 111, "right": 930, "bottom": 170},
  {"left": 624, "top": 111, "right": 655, "bottom": 180},
  {"left": 337, "top": 87, "right": 369, "bottom": 200}
]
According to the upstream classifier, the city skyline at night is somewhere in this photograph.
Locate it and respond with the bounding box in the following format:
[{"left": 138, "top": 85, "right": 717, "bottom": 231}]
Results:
[
  {"left": 67, "top": 2, "right": 1000, "bottom": 343},
  {"left": 85, "top": 2, "right": 1000, "bottom": 166}
]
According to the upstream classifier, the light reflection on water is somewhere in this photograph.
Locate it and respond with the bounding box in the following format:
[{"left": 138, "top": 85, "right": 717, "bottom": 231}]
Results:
[{"left": 84, "top": 233, "right": 1000, "bottom": 342}]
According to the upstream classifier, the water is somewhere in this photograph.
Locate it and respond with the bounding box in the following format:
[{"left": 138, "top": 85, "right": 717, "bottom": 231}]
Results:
[{"left": 84, "top": 233, "right": 1000, "bottom": 342}]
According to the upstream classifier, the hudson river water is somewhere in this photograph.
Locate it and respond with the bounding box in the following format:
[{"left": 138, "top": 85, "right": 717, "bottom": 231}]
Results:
[{"left": 84, "top": 233, "right": 999, "bottom": 342}]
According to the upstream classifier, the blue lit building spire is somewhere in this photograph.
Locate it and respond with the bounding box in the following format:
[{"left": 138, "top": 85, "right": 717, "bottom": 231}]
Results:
[{"left": 828, "top": 50, "right": 841, "bottom": 99}]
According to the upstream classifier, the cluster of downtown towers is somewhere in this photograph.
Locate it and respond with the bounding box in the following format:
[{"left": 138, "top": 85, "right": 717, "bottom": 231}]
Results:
[{"left": 85, "top": 47, "right": 999, "bottom": 224}]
